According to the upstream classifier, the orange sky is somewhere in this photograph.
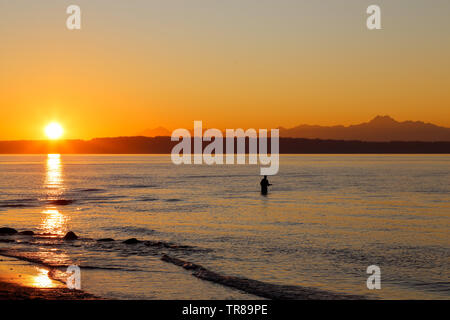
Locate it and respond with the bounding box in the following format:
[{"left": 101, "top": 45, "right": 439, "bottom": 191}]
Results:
[{"left": 1, "top": 0, "right": 449, "bottom": 140}]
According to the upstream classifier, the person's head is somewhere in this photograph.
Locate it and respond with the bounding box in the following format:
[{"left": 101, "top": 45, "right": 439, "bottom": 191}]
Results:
[{"left": 264, "top": 175, "right": 267, "bottom": 179}]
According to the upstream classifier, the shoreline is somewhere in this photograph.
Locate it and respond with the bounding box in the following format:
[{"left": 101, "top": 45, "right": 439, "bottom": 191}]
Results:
[
  {"left": 1, "top": 136, "right": 449, "bottom": 154},
  {"left": 0, "top": 241, "right": 368, "bottom": 301},
  {"left": 0, "top": 280, "right": 97, "bottom": 300},
  {"left": 0, "top": 255, "right": 97, "bottom": 300},
  {"left": 0, "top": 227, "right": 374, "bottom": 300}
]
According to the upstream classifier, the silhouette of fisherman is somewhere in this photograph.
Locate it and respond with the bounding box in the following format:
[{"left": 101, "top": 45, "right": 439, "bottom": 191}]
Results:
[{"left": 260, "top": 175, "right": 272, "bottom": 195}]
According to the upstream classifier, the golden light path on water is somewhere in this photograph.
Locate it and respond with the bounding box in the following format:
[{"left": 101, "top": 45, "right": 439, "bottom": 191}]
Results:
[
  {"left": 41, "top": 208, "right": 68, "bottom": 236},
  {"left": 46, "top": 154, "right": 63, "bottom": 197},
  {"left": 41, "top": 154, "right": 69, "bottom": 235},
  {"left": 0, "top": 154, "right": 71, "bottom": 289}
]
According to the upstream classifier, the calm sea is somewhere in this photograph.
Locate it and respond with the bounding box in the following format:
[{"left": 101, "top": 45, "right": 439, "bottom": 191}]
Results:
[{"left": 0, "top": 155, "right": 448, "bottom": 299}]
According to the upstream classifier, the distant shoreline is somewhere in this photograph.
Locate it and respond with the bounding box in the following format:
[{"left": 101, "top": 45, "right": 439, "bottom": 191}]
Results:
[{"left": 0, "top": 137, "right": 449, "bottom": 154}]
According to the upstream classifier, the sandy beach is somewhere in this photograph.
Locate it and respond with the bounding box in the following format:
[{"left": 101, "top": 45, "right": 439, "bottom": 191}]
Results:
[{"left": 0, "top": 256, "right": 96, "bottom": 300}]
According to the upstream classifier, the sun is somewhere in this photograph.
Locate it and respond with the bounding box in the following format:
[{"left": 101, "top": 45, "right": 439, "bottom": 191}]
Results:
[{"left": 45, "top": 123, "right": 64, "bottom": 140}]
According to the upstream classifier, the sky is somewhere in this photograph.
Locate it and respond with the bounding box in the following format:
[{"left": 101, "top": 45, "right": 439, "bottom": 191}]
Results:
[{"left": 1, "top": 0, "right": 449, "bottom": 140}]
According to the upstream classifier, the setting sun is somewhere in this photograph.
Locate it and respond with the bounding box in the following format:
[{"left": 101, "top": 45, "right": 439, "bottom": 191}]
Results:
[{"left": 44, "top": 123, "right": 64, "bottom": 140}]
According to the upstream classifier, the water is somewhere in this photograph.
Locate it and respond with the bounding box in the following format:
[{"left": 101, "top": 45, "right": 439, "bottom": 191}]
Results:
[{"left": 0, "top": 154, "right": 449, "bottom": 299}]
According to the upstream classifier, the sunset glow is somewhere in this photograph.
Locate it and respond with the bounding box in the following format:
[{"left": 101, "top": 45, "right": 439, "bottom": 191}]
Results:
[
  {"left": 45, "top": 123, "right": 64, "bottom": 140},
  {"left": 0, "top": 0, "right": 449, "bottom": 303},
  {"left": 1, "top": 1, "right": 449, "bottom": 140}
]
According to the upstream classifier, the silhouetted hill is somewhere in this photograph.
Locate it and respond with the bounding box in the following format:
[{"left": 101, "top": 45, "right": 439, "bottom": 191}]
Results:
[
  {"left": 278, "top": 116, "right": 450, "bottom": 141},
  {"left": 138, "top": 116, "right": 450, "bottom": 141},
  {"left": 0, "top": 137, "right": 448, "bottom": 154},
  {"left": 138, "top": 127, "right": 171, "bottom": 137}
]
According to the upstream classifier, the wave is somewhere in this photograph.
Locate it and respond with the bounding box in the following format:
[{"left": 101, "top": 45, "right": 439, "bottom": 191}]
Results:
[
  {"left": 0, "top": 198, "right": 38, "bottom": 208},
  {"left": 1, "top": 227, "right": 210, "bottom": 256},
  {"left": 0, "top": 249, "right": 143, "bottom": 273},
  {"left": 0, "top": 239, "right": 15, "bottom": 243},
  {"left": 137, "top": 198, "right": 158, "bottom": 202},
  {"left": 161, "top": 254, "right": 367, "bottom": 300},
  {"left": 76, "top": 188, "right": 106, "bottom": 193},
  {"left": 113, "top": 184, "right": 158, "bottom": 189},
  {"left": 0, "top": 249, "right": 69, "bottom": 269},
  {"left": 5, "top": 236, "right": 361, "bottom": 300},
  {"left": 0, "top": 203, "right": 34, "bottom": 208},
  {"left": 182, "top": 174, "right": 256, "bottom": 179},
  {"left": 101, "top": 225, "right": 156, "bottom": 236},
  {"left": 0, "top": 232, "right": 210, "bottom": 277},
  {"left": 2, "top": 230, "right": 368, "bottom": 300}
]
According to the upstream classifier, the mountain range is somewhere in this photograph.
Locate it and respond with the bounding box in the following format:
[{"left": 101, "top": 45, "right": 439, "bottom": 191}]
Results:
[{"left": 139, "top": 116, "right": 450, "bottom": 142}]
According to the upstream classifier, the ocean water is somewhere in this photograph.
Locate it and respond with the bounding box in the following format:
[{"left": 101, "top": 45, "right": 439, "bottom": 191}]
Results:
[{"left": 0, "top": 154, "right": 449, "bottom": 299}]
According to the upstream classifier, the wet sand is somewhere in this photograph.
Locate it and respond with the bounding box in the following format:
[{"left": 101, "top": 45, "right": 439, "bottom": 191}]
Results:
[
  {"left": 0, "top": 280, "right": 97, "bottom": 300},
  {"left": 0, "top": 256, "right": 97, "bottom": 300}
]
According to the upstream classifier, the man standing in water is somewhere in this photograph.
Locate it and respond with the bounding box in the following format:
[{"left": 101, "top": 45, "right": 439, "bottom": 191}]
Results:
[{"left": 260, "top": 175, "right": 272, "bottom": 195}]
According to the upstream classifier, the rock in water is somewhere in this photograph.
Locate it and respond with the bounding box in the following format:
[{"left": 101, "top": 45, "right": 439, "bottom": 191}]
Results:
[
  {"left": 0, "top": 227, "right": 18, "bottom": 235},
  {"left": 48, "top": 199, "right": 74, "bottom": 206},
  {"left": 19, "top": 230, "right": 35, "bottom": 236},
  {"left": 63, "top": 231, "right": 78, "bottom": 240},
  {"left": 123, "top": 238, "right": 140, "bottom": 244}
]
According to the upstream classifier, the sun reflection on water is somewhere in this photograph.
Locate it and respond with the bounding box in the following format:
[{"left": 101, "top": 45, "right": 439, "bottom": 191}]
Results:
[
  {"left": 41, "top": 154, "right": 69, "bottom": 235},
  {"left": 46, "top": 154, "right": 64, "bottom": 197},
  {"left": 41, "top": 208, "right": 68, "bottom": 235},
  {"left": 32, "top": 267, "right": 58, "bottom": 288}
]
